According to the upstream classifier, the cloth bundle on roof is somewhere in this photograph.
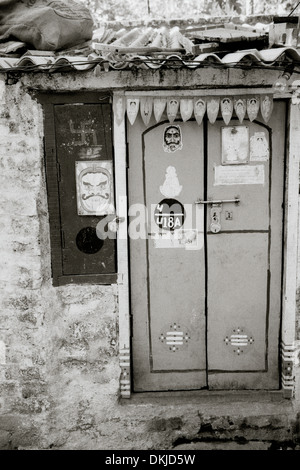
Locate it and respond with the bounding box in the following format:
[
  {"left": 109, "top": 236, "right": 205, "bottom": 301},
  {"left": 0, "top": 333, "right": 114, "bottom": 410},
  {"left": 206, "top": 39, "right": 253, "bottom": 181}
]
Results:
[{"left": 0, "top": 0, "right": 94, "bottom": 51}]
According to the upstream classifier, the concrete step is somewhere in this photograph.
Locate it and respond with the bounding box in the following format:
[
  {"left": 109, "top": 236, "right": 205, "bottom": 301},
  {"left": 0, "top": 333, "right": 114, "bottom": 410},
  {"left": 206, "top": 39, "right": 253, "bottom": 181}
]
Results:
[{"left": 125, "top": 390, "right": 300, "bottom": 449}]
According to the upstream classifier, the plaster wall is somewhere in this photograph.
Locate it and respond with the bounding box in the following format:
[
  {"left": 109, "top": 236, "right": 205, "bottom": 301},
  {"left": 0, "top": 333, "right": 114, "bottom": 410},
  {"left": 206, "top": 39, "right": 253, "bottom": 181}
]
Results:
[{"left": 0, "top": 69, "right": 299, "bottom": 450}]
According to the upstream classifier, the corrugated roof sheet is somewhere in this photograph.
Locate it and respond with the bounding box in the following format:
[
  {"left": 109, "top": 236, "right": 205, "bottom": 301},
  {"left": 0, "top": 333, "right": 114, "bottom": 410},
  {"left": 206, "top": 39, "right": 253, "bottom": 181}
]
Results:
[{"left": 0, "top": 16, "right": 300, "bottom": 74}]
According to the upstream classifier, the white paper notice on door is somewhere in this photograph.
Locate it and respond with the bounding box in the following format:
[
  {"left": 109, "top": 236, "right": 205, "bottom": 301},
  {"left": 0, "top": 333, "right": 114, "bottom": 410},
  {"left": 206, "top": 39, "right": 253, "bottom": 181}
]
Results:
[
  {"left": 152, "top": 230, "right": 204, "bottom": 250},
  {"left": 214, "top": 164, "right": 265, "bottom": 185}
]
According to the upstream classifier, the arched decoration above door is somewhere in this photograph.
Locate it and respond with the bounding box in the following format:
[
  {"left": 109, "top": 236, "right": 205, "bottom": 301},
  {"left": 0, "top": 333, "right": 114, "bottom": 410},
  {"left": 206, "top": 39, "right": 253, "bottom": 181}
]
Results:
[{"left": 124, "top": 93, "right": 274, "bottom": 125}]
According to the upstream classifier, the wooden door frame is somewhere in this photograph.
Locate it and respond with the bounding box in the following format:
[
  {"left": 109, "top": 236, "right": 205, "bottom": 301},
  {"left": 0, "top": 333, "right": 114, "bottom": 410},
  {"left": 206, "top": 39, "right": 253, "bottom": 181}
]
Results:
[{"left": 113, "top": 89, "right": 299, "bottom": 399}]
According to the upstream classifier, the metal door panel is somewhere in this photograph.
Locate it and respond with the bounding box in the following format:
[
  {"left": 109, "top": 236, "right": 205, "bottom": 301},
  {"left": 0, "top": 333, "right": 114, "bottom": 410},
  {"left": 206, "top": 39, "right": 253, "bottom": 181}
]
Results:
[
  {"left": 206, "top": 121, "right": 270, "bottom": 232},
  {"left": 129, "top": 117, "right": 206, "bottom": 391},
  {"left": 207, "top": 232, "right": 268, "bottom": 371},
  {"left": 207, "top": 102, "right": 285, "bottom": 389}
]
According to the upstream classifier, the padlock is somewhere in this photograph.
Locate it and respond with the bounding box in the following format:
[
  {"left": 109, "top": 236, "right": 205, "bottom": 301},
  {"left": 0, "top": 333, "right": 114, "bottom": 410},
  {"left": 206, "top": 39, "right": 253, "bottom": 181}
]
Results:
[
  {"left": 210, "top": 204, "right": 222, "bottom": 234},
  {"left": 210, "top": 222, "right": 221, "bottom": 233}
]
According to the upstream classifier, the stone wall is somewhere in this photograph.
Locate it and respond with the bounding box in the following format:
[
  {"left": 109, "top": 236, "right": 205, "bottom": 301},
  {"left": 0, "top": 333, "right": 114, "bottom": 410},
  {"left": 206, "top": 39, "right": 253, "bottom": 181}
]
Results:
[{"left": 0, "top": 77, "right": 121, "bottom": 449}]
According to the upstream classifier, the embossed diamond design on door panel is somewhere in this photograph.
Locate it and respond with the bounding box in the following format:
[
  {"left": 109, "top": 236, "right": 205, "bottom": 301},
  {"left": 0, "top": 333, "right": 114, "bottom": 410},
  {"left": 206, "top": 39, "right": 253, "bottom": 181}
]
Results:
[{"left": 224, "top": 327, "right": 255, "bottom": 355}]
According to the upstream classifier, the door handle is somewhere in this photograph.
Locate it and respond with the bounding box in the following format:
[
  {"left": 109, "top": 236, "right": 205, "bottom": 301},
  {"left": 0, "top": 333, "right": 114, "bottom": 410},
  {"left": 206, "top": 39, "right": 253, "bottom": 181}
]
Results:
[
  {"left": 194, "top": 197, "right": 240, "bottom": 234},
  {"left": 195, "top": 197, "right": 240, "bottom": 205}
]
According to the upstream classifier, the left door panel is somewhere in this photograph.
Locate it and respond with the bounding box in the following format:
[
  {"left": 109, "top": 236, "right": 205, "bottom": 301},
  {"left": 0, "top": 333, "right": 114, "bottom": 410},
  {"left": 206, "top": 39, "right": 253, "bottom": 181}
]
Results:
[{"left": 128, "top": 117, "right": 207, "bottom": 392}]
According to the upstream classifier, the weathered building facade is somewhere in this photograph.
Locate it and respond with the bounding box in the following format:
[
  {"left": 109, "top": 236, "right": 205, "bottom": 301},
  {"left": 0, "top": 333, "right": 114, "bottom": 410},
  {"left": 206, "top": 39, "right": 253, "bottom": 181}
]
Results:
[{"left": 1, "top": 15, "right": 300, "bottom": 450}]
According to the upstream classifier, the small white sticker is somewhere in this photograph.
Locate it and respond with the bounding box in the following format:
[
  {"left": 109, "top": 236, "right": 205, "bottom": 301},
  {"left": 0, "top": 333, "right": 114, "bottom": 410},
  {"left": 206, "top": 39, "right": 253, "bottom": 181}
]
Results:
[
  {"left": 250, "top": 132, "right": 269, "bottom": 161},
  {"left": 160, "top": 166, "right": 182, "bottom": 198},
  {"left": 214, "top": 165, "right": 265, "bottom": 185},
  {"left": 152, "top": 230, "right": 203, "bottom": 250},
  {"left": 153, "top": 232, "right": 179, "bottom": 249}
]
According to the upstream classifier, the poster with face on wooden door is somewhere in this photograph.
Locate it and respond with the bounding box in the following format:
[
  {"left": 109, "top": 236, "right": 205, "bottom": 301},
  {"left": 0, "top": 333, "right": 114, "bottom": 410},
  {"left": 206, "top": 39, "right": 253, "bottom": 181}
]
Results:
[{"left": 128, "top": 101, "right": 285, "bottom": 392}]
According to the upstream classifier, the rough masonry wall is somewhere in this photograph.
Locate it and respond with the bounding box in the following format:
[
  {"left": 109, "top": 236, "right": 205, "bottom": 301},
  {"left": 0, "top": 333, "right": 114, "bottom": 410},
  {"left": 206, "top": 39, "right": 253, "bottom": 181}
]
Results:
[{"left": 0, "top": 76, "right": 121, "bottom": 449}]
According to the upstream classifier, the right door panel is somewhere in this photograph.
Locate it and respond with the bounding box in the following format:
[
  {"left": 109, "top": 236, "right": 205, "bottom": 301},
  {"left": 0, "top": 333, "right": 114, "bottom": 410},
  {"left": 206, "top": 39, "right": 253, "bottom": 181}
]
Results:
[{"left": 207, "top": 101, "right": 285, "bottom": 389}]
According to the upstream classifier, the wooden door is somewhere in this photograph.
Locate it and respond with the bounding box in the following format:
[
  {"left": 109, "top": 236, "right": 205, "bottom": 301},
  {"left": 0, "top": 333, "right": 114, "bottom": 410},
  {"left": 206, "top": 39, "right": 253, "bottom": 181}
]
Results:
[
  {"left": 54, "top": 103, "right": 117, "bottom": 277},
  {"left": 128, "top": 101, "right": 285, "bottom": 392}
]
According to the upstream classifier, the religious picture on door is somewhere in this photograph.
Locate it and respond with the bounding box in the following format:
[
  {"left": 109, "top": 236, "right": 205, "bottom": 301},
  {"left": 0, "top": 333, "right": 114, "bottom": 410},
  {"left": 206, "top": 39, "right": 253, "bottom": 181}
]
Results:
[
  {"left": 221, "top": 126, "right": 249, "bottom": 164},
  {"left": 163, "top": 125, "right": 183, "bottom": 153},
  {"left": 75, "top": 160, "right": 115, "bottom": 215}
]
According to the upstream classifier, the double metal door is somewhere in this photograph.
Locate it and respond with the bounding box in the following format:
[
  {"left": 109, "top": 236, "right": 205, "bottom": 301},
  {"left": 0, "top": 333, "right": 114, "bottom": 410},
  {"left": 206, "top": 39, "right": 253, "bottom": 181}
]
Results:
[{"left": 128, "top": 101, "right": 285, "bottom": 391}]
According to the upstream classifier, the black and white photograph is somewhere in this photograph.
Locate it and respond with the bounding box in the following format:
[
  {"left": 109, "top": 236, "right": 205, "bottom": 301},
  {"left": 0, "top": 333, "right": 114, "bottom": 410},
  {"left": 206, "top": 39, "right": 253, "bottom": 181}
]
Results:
[{"left": 0, "top": 0, "right": 300, "bottom": 458}]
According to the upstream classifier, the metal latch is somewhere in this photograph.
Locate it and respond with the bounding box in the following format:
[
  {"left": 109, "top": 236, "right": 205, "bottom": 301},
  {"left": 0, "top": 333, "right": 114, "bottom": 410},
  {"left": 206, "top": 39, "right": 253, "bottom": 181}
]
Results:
[
  {"left": 194, "top": 197, "right": 240, "bottom": 234},
  {"left": 210, "top": 203, "right": 222, "bottom": 233},
  {"left": 194, "top": 197, "right": 240, "bottom": 205}
]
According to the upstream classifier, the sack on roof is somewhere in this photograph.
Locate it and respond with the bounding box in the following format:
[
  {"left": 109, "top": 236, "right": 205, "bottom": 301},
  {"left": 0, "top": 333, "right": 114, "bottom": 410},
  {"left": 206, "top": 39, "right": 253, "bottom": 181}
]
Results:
[{"left": 0, "top": 0, "right": 94, "bottom": 51}]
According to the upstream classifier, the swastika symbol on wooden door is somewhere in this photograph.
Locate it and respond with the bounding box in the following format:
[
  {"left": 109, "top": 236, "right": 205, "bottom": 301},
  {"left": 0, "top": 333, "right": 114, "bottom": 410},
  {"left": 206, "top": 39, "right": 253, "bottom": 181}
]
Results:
[
  {"left": 159, "top": 322, "right": 191, "bottom": 352},
  {"left": 223, "top": 327, "right": 254, "bottom": 355}
]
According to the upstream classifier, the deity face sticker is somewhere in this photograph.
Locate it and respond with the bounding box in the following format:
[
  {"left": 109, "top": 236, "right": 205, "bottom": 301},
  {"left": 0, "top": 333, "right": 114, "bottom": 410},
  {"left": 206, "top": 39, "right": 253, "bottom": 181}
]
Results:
[
  {"left": 260, "top": 95, "right": 273, "bottom": 123},
  {"left": 247, "top": 97, "right": 259, "bottom": 122},
  {"left": 127, "top": 98, "right": 139, "bottom": 125},
  {"left": 194, "top": 98, "right": 206, "bottom": 125},
  {"left": 250, "top": 132, "right": 269, "bottom": 161},
  {"left": 163, "top": 125, "right": 183, "bottom": 153},
  {"left": 76, "top": 161, "right": 115, "bottom": 215},
  {"left": 221, "top": 97, "right": 233, "bottom": 125},
  {"left": 234, "top": 98, "right": 246, "bottom": 123}
]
